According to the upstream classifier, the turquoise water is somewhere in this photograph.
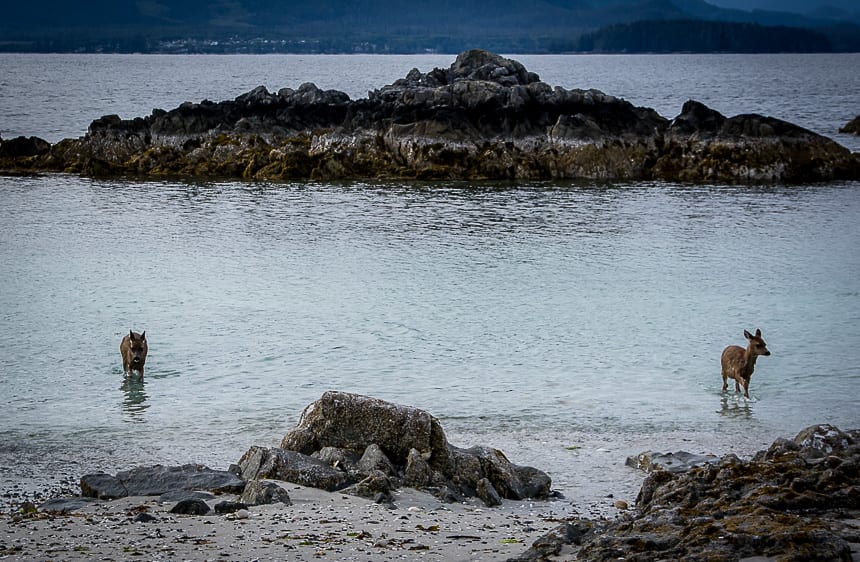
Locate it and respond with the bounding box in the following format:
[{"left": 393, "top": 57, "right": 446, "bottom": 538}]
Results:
[
  {"left": 1, "top": 176, "right": 859, "bottom": 496},
  {"left": 1, "top": 53, "right": 859, "bottom": 506}
]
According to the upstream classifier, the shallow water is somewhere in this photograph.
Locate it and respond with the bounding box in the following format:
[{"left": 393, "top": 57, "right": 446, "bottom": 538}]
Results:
[
  {"left": 1, "top": 53, "right": 859, "bottom": 507},
  {"left": 1, "top": 177, "right": 859, "bottom": 504}
]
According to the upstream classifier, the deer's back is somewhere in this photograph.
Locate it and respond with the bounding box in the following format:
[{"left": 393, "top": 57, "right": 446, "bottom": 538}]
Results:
[{"left": 721, "top": 345, "right": 747, "bottom": 373}]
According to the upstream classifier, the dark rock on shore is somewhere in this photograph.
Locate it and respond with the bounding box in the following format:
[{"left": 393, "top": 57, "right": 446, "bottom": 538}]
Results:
[
  {"left": 240, "top": 391, "right": 552, "bottom": 506},
  {"left": 169, "top": 498, "right": 211, "bottom": 515},
  {"left": 45, "top": 393, "right": 549, "bottom": 513},
  {"left": 239, "top": 480, "right": 292, "bottom": 506},
  {"left": 2, "top": 50, "right": 858, "bottom": 183},
  {"left": 513, "top": 423, "right": 860, "bottom": 561},
  {"left": 841, "top": 115, "right": 860, "bottom": 135},
  {"left": 625, "top": 450, "right": 719, "bottom": 474},
  {"left": 80, "top": 464, "right": 245, "bottom": 499},
  {"left": 37, "top": 497, "right": 98, "bottom": 514}
]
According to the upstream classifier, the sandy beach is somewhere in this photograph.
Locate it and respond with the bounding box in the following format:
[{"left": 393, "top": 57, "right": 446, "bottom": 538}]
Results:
[
  {"left": 0, "top": 484, "right": 587, "bottom": 561},
  {"left": 0, "top": 425, "right": 774, "bottom": 561}
]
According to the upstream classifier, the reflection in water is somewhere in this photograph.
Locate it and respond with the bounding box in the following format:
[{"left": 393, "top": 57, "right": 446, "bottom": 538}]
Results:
[
  {"left": 120, "top": 378, "right": 149, "bottom": 420},
  {"left": 718, "top": 396, "right": 754, "bottom": 420}
]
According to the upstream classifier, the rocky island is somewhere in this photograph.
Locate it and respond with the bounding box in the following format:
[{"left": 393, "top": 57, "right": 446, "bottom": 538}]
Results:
[{"left": 2, "top": 49, "right": 858, "bottom": 183}]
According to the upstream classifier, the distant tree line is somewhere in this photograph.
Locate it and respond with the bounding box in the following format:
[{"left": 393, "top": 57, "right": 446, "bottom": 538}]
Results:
[
  {"left": 574, "top": 20, "right": 833, "bottom": 53},
  {"left": 1, "top": 19, "right": 856, "bottom": 54}
]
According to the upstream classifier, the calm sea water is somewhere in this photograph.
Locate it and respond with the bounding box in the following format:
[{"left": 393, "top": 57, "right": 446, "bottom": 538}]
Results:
[{"left": 1, "top": 54, "right": 859, "bottom": 507}]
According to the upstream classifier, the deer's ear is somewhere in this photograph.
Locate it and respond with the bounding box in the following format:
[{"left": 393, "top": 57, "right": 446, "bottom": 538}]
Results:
[
  {"left": 744, "top": 330, "right": 753, "bottom": 340},
  {"left": 754, "top": 329, "right": 761, "bottom": 338}
]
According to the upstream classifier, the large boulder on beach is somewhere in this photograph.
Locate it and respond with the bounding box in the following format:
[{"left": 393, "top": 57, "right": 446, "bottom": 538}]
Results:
[
  {"left": 240, "top": 391, "right": 552, "bottom": 505},
  {"left": 281, "top": 391, "right": 451, "bottom": 471},
  {"left": 2, "top": 50, "right": 857, "bottom": 183},
  {"left": 514, "top": 423, "right": 860, "bottom": 561}
]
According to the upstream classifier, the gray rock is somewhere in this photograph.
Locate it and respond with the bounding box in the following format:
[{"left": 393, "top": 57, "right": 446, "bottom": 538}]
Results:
[
  {"left": 239, "top": 479, "right": 292, "bottom": 506},
  {"left": 214, "top": 500, "right": 249, "bottom": 514},
  {"left": 80, "top": 472, "right": 127, "bottom": 499},
  {"left": 238, "top": 446, "right": 349, "bottom": 491},
  {"left": 434, "top": 485, "right": 465, "bottom": 504},
  {"left": 342, "top": 470, "right": 394, "bottom": 500},
  {"left": 450, "top": 445, "right": 552, "bottom": 500},
  {"left": 476, "top": 477, "right": 502, "bottom": 507},
  {"left": 311, "top": 446, "right": 360, "bottom": 471},
  {"left": 38, "top": 497, "right": 98, "bottom": 513},
  {"left": 357, "top": 444, "right": 396, "bottom": 476},
  {"left": 509, "top": 519, "right": 595, "bottom": 561},
  {"left": 281, "top": 391, "right": 450, "bottom": 471},
  {"left": 792, "top": 423, "right": 853, "bottom": 455},
  {"left": 169, "top": 498, "right": 210, "bottom": 515},
  {"left": 269, "top": 392, "right": 553, "bottom": 501},
  {"left": 403, "top": 447, "right": 433, "bottom": 488},
  {"left": 158, "top": 490, "right": 215, "bottom": 502},
  {"left": 625, "top": 450, "right": 719, "bottom": 474},
  {"left": 134, "top": 512, "right": 157, "bottom": 523},
  {"left": 80, "top": 464, "right": 245, "bottom": 499}
]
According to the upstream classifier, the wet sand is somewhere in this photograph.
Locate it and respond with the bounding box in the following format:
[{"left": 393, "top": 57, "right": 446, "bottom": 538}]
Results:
[
  {"left": 1, "top": 485, "right": 581, "bottom": 561},
  {"left": 0, "top": 422, "right": 779, "bottom": 561}
]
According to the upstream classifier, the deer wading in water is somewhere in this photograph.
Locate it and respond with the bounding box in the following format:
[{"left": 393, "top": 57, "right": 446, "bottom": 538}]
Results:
[
  {"left": 721, "top": 329, "right": 771, "bottom": 399},
  {"left": 120, "top": 330, "right": 148, "bottom": 379}
]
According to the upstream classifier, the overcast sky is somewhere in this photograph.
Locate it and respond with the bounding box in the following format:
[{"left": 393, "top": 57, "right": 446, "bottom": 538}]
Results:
[{"left": 706, "top": 0, "right": 857, "bottom": 14}]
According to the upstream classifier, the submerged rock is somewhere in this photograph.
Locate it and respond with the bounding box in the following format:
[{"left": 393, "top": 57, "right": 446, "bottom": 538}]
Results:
[
  {"left": 2, "top": 50, "right": 857, "bottom": 183},
  {"left": 514, "top": 423, "right": 860, "bottom": 561}
]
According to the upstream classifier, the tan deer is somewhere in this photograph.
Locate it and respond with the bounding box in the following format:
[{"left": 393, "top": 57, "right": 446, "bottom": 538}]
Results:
[{"left": 721, "top": 329, "right": 770, "bottom": 399}]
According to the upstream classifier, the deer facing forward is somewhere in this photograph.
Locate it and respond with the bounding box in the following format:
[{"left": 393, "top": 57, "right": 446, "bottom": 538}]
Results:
[{"left": 721, "top": 329, "right": 770, "bottom": 399}]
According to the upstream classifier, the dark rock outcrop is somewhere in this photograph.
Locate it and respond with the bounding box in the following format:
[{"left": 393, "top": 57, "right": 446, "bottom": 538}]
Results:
[
  {"left": 240, "top": 391, "right": 552, "bottom": 506},
  {"left": 2, "top": 50, "right": 857, "bottom": 183},
  {"left": 840, "top": 115, "right": 860, "bottom": 135},
  {"left": 513, "top": 424, "right": 860, "bottom": 561},
  {"left": 80, "top": 464, "right": 245, "bottom": 499},
  {"left": 0, "top": 135, "right": 50, "bottom": 159}
]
